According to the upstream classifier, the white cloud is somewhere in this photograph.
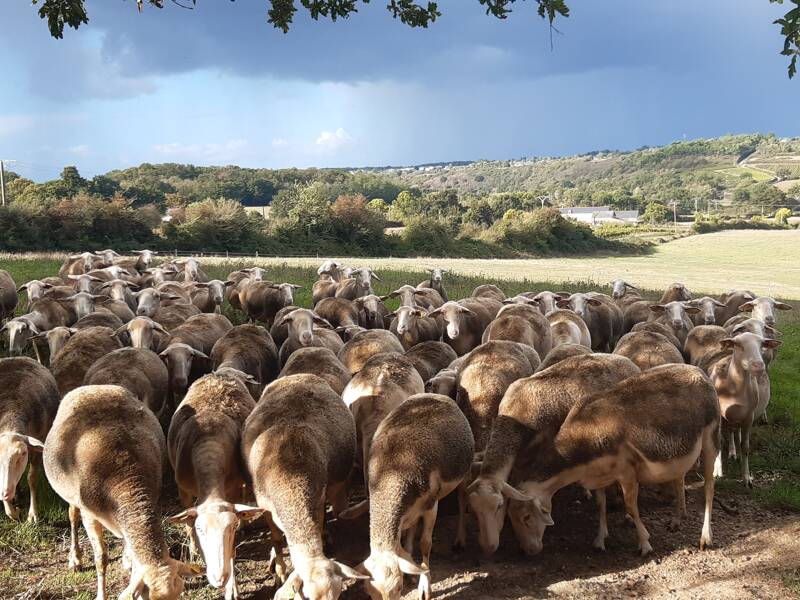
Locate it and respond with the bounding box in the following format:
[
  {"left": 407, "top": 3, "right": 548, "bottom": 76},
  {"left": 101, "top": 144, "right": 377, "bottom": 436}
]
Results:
[
  {"left": 152, "top": 139, "right": 248, "bottom": 163},
  {"left": 271, "top": 138, "right": 288, "bottom": 148},
  {"left": 69, "top": 144, "right": 90, "bottom": 156},
  {"left": 315, "top": 128, "right": 352, "bottom": 153}
]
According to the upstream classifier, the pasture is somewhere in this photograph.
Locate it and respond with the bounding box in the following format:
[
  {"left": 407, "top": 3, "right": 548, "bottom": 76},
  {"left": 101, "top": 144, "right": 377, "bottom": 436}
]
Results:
[{"left": 0, "top": 246, "right": 798, "bottom": 599}]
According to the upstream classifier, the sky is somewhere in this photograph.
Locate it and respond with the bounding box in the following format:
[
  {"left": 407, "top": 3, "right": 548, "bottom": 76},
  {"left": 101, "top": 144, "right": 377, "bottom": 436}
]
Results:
[{"left": 0, "top": 0, "right": 797, "bottom": 181}]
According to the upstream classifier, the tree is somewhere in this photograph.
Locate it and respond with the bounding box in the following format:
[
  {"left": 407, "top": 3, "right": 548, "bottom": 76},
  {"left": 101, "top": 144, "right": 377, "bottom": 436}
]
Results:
[
  {"left": 643, "top": 201, "right": 670, "bottom": 224},
  {"left": 30, "top": 0, "right": 799, "bottom": 77},
  {"left": 60, "top": 166, "right": 87, "bottom": 196},
  {"left": 774, "top": 207, "right": 792, "bottom": 224}
]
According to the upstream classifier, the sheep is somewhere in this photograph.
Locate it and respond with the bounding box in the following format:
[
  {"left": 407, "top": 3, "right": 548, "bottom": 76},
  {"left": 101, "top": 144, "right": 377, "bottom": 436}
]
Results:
[
  {"left": 684, "top": 325, "right": 730, "bottom": 369},
  {"left": 335, "top": 267, "right": 380, "bottom": 301},
  {"left": 56, "top": 291, "right": 111, "bottom": 323},
  {"left": 93, "top": 248, "right": 121, "bottom": 266},
  {"left": 383, "top": 285, "right": 444, "bottom": 310},
  {"left": 404, "top": 341, "right": 458, "bottom": 383},
  {"left": 43, "top": 385, "right": 201, "bottom": 599},
  {"left": 167, "top": 373, "right": 261, "bottom": 600},
  {"left": 471, "top": 283, "right": 505, "bottom": 303},
  {"left": 31, "top": 326, "right": 77, "bottom": 364},
  {"left": 277, "top": 309, "right": 344, "bottom": 368},
  {"left": 338, "top": 329, "right": 405, "bottom": 375},
  {"left": 241, "top": 281, "right": 301, "bottom": 327},
  {"left": 58, "top": 252, "right": 100, "bottom": 279},
  {"left": 159, "top": 314, "right": 234, "bottom": 396},
  {"left": 73, "top": 310, "right": 124, "bottom": 331},
  {"left": 153, "top": 303, "right": 202, "bottom": 331},
  {"left": 388, "top": 305, "right": 441, "bottom": 351},
  {"left": 613, "top": 331, "right": 684, "bottom": 371},
  {"left": 84, "top": 347, "right": 170, "bottom": 417},
  {"left": 546, "top": 308, "right": 592, "bottom": 348},
  {"left": 241, "top": 374, "right": 365, "bottom": 599},
  {"left": 278, "top": 347, "right": 351, "bottom": 395},
  {"left": 185, "top": 279, "right": 230, "bottom": 313},
  {"left": 96, "top": 298, "right": 135, "bottom": 323},
  {"left": 315, "top": 297, "right": 361, "bottom": 331},
  {"left": 66, "top": 273, "right": 105, "bottom": 293},
  {"left": 531, "top": 290, "right": 570, "bottom": 315},
  {"left": 726, "top": 318, "right": 781, "bottom": 366},
  {"left": 0, "top": 270, "right": 18, "bottom": 322},
  {"left": 428, "top": 298, "right": 501, "bottom": 356},
  {"left": 113, "top": 316, "right": 170, "bottom": 351},
  {"left": 483, "top": 303, "right": 552, "bottom": 359},
  {"left": 504, "top": 364, "right": 720, "bottom": 557},
  {"left": 156, "top": 281, "right": 194, "bottom": 307},
  {"left": 51, "top": 327, "right": 123, "bottom": 396},
  {"left": 417, "top": 267, "right": 449, "bottom": 302},
  {"left": 211, "top": 324, "right": 280, "bottom": 399},
  {"left": 467, "top": 353, "right": 640, "bottom": 556},
  {"left": 0, "top": 358, "right": 59, "bottom": 523},
  {"left": 224, "top": 270, "right": 257, "bottom": 311},
  {"left": 715, "top": 289, "right": 756, "bottom": 324},
  {"left": 353, "top": 295, "right": 390, "bottom": 329},
  {"left": 647, "top": 301, "right": 699, "bottom": 346},
  {"left": 706, "top": 333, "right": 781, "bottom": 486},
  {"left": 556, "top": 292, "right": 621, "bottom": 352},
  {"left": 118, "top": 249, "right": 159, "bottom": 272},
  {"left": 425, "top": 368, "right": 458, "bottom": 398},
  {"left": 623, "top": 282, "right": 692, "bottom": 332},
  {"left": 174, "top": 257, "right": 209, "bottom": 283},
  {"left": 537, "top": 342, "right": 592, "bottom": 371},
  {"left": 312, "top": 261, "right": 346, "bottom": 305},
  {"left": 456, "top": 341, "right": 540, "bottom": 454},
  {"left": 348, "top": 393, "right": 474, "bottom": 600},
  {"left": 610, "top": 278, "right": 642, "bottom": 306},
  {"left": 689, "top": 296, "right": 727, "bottom": 326},
  {"left": 134, "top": 288, "right": 184, "bottom": 317},
  {"left": 17, "top": 279, "right": 53, "bottom": 310},
  {"left": 631, "top": 320, "right": 682, "bottom": 349},
  {"left": 269, "top": 306, "right": 300, "bottom": 348},
  {"left": 738, "top": 296, "right": 793, "bottom": 326},
  {"left": 141, "top": 265, "right": 179, "bottom": 288}
]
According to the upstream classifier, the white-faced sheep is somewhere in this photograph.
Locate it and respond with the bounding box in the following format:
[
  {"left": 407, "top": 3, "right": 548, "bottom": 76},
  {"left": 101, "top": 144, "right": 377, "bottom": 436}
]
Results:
[
  {"left": 417, "top": 268, "right": 449, "bottom": 302},
  {"left": 277, "top": 308, "right": 343, "bottom": 368},
  {"left": 241, "top": 282, "right": 302, "bottom": 327},
  {"left": 428, "top": 298, "right": 500, "bottom": 356},
  {"left": 388, "top": 306, "right": 442, "bottom": 351}
]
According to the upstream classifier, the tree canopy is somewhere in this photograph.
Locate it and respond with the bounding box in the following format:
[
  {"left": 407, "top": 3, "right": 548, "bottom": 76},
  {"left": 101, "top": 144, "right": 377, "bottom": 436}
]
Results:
[{"left": 29, "top": 0, "right": 800, "bottom": 77}]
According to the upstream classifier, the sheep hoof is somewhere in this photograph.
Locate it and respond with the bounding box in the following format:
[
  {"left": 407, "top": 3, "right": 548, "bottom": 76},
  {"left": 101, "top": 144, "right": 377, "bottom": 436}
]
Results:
[
  {"left": 699, "top": 535, "right": 712, "bottom": 551},
  {"left": 26, "top": 511, "right": 38, "bottom": 525},
  {"left": 417, "top": 574, "right": 432, "bottom": 600},
  {"left": 639, "top": 541, "right": 653, "bottom": 557},
  {"left": 592, "top": 537, "right": 607, "bottom": 552},
  {"left": 744, "top": 477, "right": 754, "bottom": 489},
  {"left": 68, "top": 553, "right": 83, "bottom": 572},
  {"left": 4, "top": 505, "right": 21, "bottom": 521}
]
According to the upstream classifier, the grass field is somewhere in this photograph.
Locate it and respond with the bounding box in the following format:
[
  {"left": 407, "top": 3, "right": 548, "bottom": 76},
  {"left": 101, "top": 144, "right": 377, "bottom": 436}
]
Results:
[
  {"left": 0, "top": 234, "right": 798, "bottom": 598},
  {"left": 715, "top": 166, "right": 775, "bottom": 182}
]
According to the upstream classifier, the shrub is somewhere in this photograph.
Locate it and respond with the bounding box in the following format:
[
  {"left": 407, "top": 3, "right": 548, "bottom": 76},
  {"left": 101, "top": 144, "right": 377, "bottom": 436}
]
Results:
[
  {"left": 643, "top": 201, "right": 670, "bottom": 224},
  {"left": 775, "top": 207, "right": 793, "bottom": 225}
]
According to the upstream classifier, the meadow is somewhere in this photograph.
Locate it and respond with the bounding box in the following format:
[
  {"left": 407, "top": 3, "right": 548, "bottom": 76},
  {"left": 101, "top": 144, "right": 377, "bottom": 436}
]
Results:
[{"left": 0, "top": 235, "right": 798, "bottom": 598}]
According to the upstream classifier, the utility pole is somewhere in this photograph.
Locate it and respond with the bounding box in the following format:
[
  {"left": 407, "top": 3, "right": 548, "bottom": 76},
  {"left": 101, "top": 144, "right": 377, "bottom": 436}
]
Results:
[
  {"left": 670, "top": 201, "right": 678, "bottom": 231},
  {"left": 0, "top": 160, "right": 15, "bottom": 206}
]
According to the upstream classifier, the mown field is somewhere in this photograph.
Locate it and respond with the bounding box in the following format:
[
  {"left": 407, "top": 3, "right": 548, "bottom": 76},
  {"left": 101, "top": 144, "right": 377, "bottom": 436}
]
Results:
[{"left": 0, "top": 248, "right": 798, "bottom": 599}]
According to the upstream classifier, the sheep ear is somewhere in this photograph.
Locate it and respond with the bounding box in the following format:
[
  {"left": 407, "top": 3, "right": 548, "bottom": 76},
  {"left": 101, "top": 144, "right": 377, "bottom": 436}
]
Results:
[
  {"left": 334, "top": 561, "right": 371, "bottom": 581},
  {"left": 426, "top": 308, "right": 442, "bottom": 318},
  {"left": 369, "top": 271, "right": 381, "bottom": 281},
  {"left": 684, "top": 306, "right": 701, "bottom": 314},
  {"left": 152, "top": 322, "right": 169, "bottom": 334},
  {"left": 534, "top": 499, "right": 555, "bottom": 526},
  {"left": 739, "top": 301, "right": 755, "bottom": 312},
  {"left": 93, "top": 294, "right": 110, "bottom": 302},
  {"left": 776, "top": 302, "right": 793, "bottom": 311},
  {"left": 587, "top": 298, "right": 602, "bottom": 306},
  {"left": 291, "top": 285, "right": 302, "bottom": 290},
  {"left": 555, "top": 299, "right": 571, "bottom": 308},
  {"left": 168, "top": 508, "right": 198, "bottom": 525},
  {"left": 112, "top": 324, "right": 128, "bottom": 337},
  {"left": 233, "top": 505, "right": 265, "bottom": 521},
  {"left": 765, "top": 325, "right": 782, "bottom": 337},
  {"left": 313, "top": 316, "right": 331, "bottom": 327},
  {"left": 625, "top": 282, "right": 638, "bottom": 290},
  {"left": 501, "top": 481, "right": 533, "bottom": 502},
  {"left": 396, "top": 554, "right": 428, "bottom": 576},
  {"left": 762, "top": 339, "right": 782, "bottom": 349},
  {"left": 17, "top": 284, "right": 28, "bottom": 292},
  {"left": 191, "top": 349, "right": 210, "bottom": 360},
  {"left": 649, "top": 304, "right": 666, "bottom": 313},
  {"left": 24, "top": 436, "right": 45, "bottom": 452},
  {"left": 720, "top": 338, "right": 736, "bottom": 349}
]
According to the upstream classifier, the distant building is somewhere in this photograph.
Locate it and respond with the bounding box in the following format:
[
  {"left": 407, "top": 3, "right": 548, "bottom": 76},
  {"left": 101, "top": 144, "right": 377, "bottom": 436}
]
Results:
[{"left": 559, "top": 206, "right": 639, "bottom": 225}]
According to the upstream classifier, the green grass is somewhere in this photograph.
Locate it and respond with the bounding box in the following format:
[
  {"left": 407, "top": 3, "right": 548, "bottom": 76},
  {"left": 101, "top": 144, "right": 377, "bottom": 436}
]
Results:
[{"left": 715, "top": 166, "right": 775, "bottom": 181}]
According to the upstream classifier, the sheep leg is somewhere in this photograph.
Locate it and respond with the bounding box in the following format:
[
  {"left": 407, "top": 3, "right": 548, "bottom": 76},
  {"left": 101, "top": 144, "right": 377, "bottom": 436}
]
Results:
[
  {"left": 669, "top": 476, "right": 686, "bottom": 531},
  {"left": 453, "top": 484, "right": 467, "bottom": 552},
  {"left": 2, "top": 499, "right": 20, "bottom": 520},
  {"left": 593, "top": 488, "right": 609, "bottom": 551},
  {"left": 619, "top": 477, "right": 652, "bottom": 556},
  {"left": 178, "top": 487, "right": 201, "bottom": 560},
  {"left": 68, "top": 504, "right": 83, "bottom": 571},
  {"left": 32, "top": 340, "right": 43, "bottom": 365},
  {"left": 225, "top": 556, "right": 239, "bottom": 600},
  {"left": 83, "top": 516, "right": 108, "bottom": 600},
  {"left": 417, "top": 502, "right": 438, "bottom": 600},
  {"left": 741, "top": 419, "right": 754, "bottom": 488},
  {"left": 727, "top": 430, "right": 737, "bottom": 459},
  {"left": 26, "top": 453, "right": 41, "bottom": 524},
  {"left": 265, "top": 512, "right": 288, "bottom": 583},
  {"left": 700, "top": 429, "right": 716, "bottom": 550},
  {"left": 403, "top": 519, "right": 418, "bottom": 557}
]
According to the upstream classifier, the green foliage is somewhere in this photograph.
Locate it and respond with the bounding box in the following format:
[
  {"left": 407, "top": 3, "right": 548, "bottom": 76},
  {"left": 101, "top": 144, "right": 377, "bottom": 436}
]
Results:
[
  {"left": 775, "top": 207, "right": 793, "bottom": 224},
  {"left": 643, "top": 201, "right": 670, "bottom": 224},
  {"left": 165, "top": 199, "right": 267, "bottom": 252},
  {"left": 692, "top": 215, "right": 790, "bottom": 234}
]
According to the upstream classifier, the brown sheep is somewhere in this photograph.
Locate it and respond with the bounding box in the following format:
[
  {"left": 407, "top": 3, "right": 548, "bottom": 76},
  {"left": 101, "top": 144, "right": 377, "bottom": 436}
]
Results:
[
  {"left": 84, "top": 347, "right": 170, "bottom": 417},
  {"left": 404, "top": 341, "right": 458, "bottom": 383},
  {"left": 389, "top": 306, "right": 442, "bottom": 351},
  {"left": 417, "top": 267, "right": 449, "bottom": 302},
  {"left": 44, "top": 385, "right": 201, "bottom": 599},
  {"left": 315, "top": 297, "right": 361, "bottom": 331},
  {"left": 278, "top": 347, "right": 351, "bottom": 395},
  {"left": 51, "top": 327, "right": 123, "bottom": 396},
  {"left": 623, "top": 282, "right": 693, "bottom": 332},
  {"left": 556, "top": 292, "right": 622, "bottom": 352},
  {"left": 714, "top": 289, "right": 756, "bottom": 324},
  {"left": 211, "top": 324, "right": 280, "bottom": 398},
  {"left": 269, "top": 305, "right": 300, "bottom": 348},
  {"left": 613, "top": 331, "right": 684, "bottom": 371},
  {"left": 337, "top": 329, "right": 404, "bottom": 375},
  {"left": 241, "top": 281, "right": 301, "bottom": 327},
  {"left": 0, "top": 270, "right": 18, "bottom": 322},
  {"left": 352, "top": 295, "right": 390, "bottom": 329},
  {"left": 631, "top": 321, "right": 682, "bottom": 349},
  {"left": 153, "top": 303, "right": 202, "bottom": 331},
  {"left": 483, "top": 303, "right": 552, "bottom": 359},
  {"left": 113, "top": 316, "right": 170, "bottom": 351},
  {"left": 0, "top": 357, "right": 59, "bottom": 522},
  {"left": 428, "top": 298, "right": 501, "bottom": 356},
  {"left": 277, "top": 309, "right": 344, "bottom": 368},
  {"left": 382, "top": 285, "right": 444, "bottom": 310},
  {"left": 647, "top": 301, "right": 699, "bottom": 346},
  {"left": 537, "top": 343, "right": 592, "bottom": 371},
  {"left": 689, "top": 296, "right": 727, "bottom": 326},
  {"left": 334, "top": 267, "right": 379, "bottom": 301},
  {"left": 73, "top": 311, "right": 124, "bottom": 331},
  {"left": 188, "top": 280, "right": 231, "bottom": 313},
  {"left": 546, "top": 308, "right": 592, "bottom": 348},
  {"left": 242, "top": 374, "right": 364, "bottom": 598},
  {"left": 472, "top": 284, "right": 506, "bottom": 303}
]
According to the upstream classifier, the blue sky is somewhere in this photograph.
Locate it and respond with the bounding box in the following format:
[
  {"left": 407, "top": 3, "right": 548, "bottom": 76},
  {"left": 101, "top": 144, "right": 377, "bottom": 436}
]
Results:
[{"left": 0, "top": 0, "right": 797, "bottom": 180}]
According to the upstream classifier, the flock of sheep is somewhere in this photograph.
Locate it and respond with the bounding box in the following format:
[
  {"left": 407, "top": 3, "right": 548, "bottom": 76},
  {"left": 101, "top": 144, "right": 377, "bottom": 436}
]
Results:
[{"left": 0, "top": 249, "right": 792, "bottom": 600}]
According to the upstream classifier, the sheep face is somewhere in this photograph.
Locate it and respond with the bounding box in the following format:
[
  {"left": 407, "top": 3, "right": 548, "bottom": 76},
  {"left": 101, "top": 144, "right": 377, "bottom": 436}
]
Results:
[
  {"left": 721, "top": 332, "right": 781, "bottom": 377},
  {"left": 467, "top": 479, "right": 507, "bottom": 556},
  {"left": 354, "top": 295, "right": 385, "bottom": 328},
  {"left": 39, "top": 327, "right": 76, "bottom": 358},
  {"left": 650, "top": 301, "right": 699, "bottom": 332},
  {"left": 361, "top": 551, "right": 426, "bottom": 600},
  {"left": 532, "top": 291, "right": 567, "bottom": 315},
  {"left": 610, "top": 279, "right": 637, "bottom": 299},
  {"left": 123, "top": 559, "right": 201, "bottom": 600},
  {"left": 392, "top": 306, "right": 425, "bottom": 336},
  {"left": 134, "top": 249, "right": 157, "bottom": 267},
  {"left": 691, "top": 297, "right": 725, "bottom": 325},
  {"left": 2, "top": 319, "right": 39, "bottom": 354},
  {"left": 122, "top": 317, "right": 166, "bottom": 350},
  {"left": 196, "top": 280, "right": 226, "bottom": 308},
  {"left": 428, "top": 302, "right": 474, "bottom": 339},
  {"left": 739, "top": 296, "right": 793, "bottom": 326},
  {"left": 160, "top": 343, "right": 209, "bottom": 393},
  {"left": 282, "top": 309, "right": 328, "bottom": 347},
  {"left": 62, "top": 292, "right": 108, "bottom": 321},
  {"left": 19, "top": 280, "right": 49, "bottom": 307},
  {"left": 557, "top": 293, "right": 601, "bottom": 319},
  {"left": 507, "top": 494, "right": 554, "bottom": 556},
  {"left": 428, "top": 268, "right": 445, "bottom": 283},
  {"left": 0, "top": 434, "right": 43, "bottom": 504}
]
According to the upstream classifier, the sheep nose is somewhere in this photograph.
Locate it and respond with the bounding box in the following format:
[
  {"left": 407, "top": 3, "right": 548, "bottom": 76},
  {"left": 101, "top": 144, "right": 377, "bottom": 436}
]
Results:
[
  {"left": 137, "top": 308, "right": 147, "bottom": 316},
  {"left": 0, "top": 490, "right": 13, "bottom": 502},
  {"left": 673, "top": 320, "right": 683, "bottom": 328},
  {"left": 750, "top": 361, "right": 765, "bottom": 373},
  {"left": 765, "top": 317, "right": 775, "bottom": 325}
]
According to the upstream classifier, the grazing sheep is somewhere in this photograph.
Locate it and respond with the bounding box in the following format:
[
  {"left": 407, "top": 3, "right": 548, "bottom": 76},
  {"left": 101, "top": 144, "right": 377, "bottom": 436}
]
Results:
[
  {"left": 471, "top": 284, "right": 505, "bottom": 303},
  {"left": 0, "top": 270, "right": 18, "bottom": 322},
  {"left": 483, "top": 303, "right": 552, "bottom": 359},
  {"left": 312, "top": 261, "right": 346, "bottom": 305},
  {"left": 167, "top": 374, "right": 261, "bottom": 600},
  {"left": 417, "top": 268, "right": 449, "bottom": 302},
  {"left": 383, "top": 285, "right": 444, "bottom": 310},
  {"left": 279, "top": 347, "right": 351, "bottom": 395},
  {"left": 269, "top": 306, "right": 300, "bottom": 348},
  {"left": 456, "top": 341, "right": 540, "bottom": 453},
  {"left": 468, "top": 353, "right": 640, "bottom": 556},
  {"left": 44, "top": 385, "right": 201, "bottom": 599},
  {"left": 113, "top": 316, "right": 170, "bottom": 351},
  {"left": 613, "top": 331, "right": 684, "bottom": 371},
  {"left": 388, "top": 306, "right": 442, "bottom": 351},
  {"left": 241, "top": 281, "right": 301, "bottom": 327},
  {"left": 349, "top": 393, "right": 474, "bottom": 600},
  {"left": 610, "top": 279, "right": 642, "bottom": 306},
  {"left": 404, "top": 341, "right": 458, "bottom": 383},
  {"left": 689, "top": 296, "right": 727, "bottom": 326},
  {"left": 353, "top": 295, "right": 390, "bottom": 330},
  {"left": 51, "top": 327, "right": 123, "bottom": 396},
  {"left": 84, "top": 347, "right": 170, "bottom": 417},
  {"left": 73, "top": 310, "right": 124, "bottom": 331},
  {"left": 335, "top": 267, "right": 379, "bottom": 301},
  {"left": 153, "top": 303, "right": 202, "bottom": 331},
  {"left": 623, "top": 282, "right": 692, "bottom": 332},
  {"left": 647, "top": 301, "right": 699, "bottom": 346},
  {"left": 160, "top": 314, "right": 234, "bottom": 396},
  {"left": 546, "top": 308, "right": 592, "bottom": 348},
  {"left": 425, "top": 368, "right": 458, "bottom": 398},
  {"left": 338, "top": 329, "right": 405, "bottom": 375},
  {"left": 242, "top": 374, "right": 364, "bottom": 599},
  {"left": 0, "top": 358, "right": 59, "bottom": 523},
  {"left": 315, "top": 297, "right": 361, "bottom": 331},
  {"left": 537, "top": 342, "right": 592, "bottom": 371},
  {"left": 189, "top": 280, "right": 231, "bottom": 313},
  {"left": 277, "top": 309, "right": 344, "bottom": 368},
  {"left": 715, "top": 289, "right": 756, "bottom": 324},
  {"left": 531, "top": 290, "right": 570, "bottom": 315},
  {"left": 134, "top": 288, "right": 184, "bottom": 317},
  {"left": 738, "top": 296, "right": 793, "bottom": 326},
  {"left": 631, "top": 321, "right": 682, "bottom": 349},
  {"left": 211, "top": 324, "right": 280, "bottom": 398},
  {"left": 505, "top": 365, "right": 719, "bottom": 556},
  {"left": 428, "top": 298, "right": 501, "bottom": 356},
  {"left": 557, "top": 292, "right": 621, "bottom": 352}
]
